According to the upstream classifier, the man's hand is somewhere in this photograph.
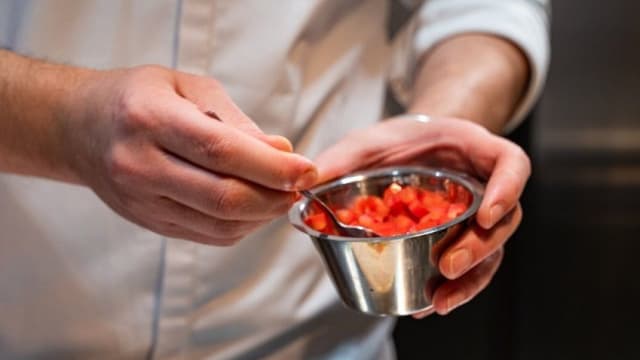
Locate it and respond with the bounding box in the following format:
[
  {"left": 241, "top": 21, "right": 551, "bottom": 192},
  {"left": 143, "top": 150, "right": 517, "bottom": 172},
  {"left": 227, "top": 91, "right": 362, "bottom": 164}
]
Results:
[
  {"left": 0, "top": 51, "right": 317, "bottom": 245},
  {"left": 314, "top": 116, "right": 531, "bottom": 315}
]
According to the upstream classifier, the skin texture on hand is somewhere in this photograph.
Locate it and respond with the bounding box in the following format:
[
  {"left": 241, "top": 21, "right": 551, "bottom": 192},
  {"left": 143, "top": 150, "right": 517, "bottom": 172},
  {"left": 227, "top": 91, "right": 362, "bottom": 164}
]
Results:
[{"left": 0, "top": 51, "right": 317, "bottom": 246}]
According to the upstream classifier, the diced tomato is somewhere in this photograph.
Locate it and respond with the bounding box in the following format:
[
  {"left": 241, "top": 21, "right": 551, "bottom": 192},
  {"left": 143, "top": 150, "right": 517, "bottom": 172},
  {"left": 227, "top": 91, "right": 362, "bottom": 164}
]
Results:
[
  {"left": 398, "top": 186, "right": 418, "bottom": 204},
  {"left": 388, "top": 201, "right": 406, "bottom": 216},
  {"left": 393, "top": 214, "right": 416, "bottom": 234},
  {"left": 447, "top": 203, "right": 467, "bottom": 219},
  {"left": 386, "top": 182, "right": 403, "bottom": 196},
  {"left": 416, "top": 215, "right": 439, "bottom": 231},
  {"left": 353, "top": 195, "right": 389, "bottom": 221},
  {"left": 357, "top": 214, "right": 376, "bottom": 229},
  {"left": 426, "top": 205, "right": 447, "bottom": 220},
  {"left": 407, "top": 199, "right": 429, "bottom": 219},
  {"left": 371, "top": 222, "right": 397, "bottom": 237},
  {"left": 304, "top": 182, "right": 471, "bottom": 237},
  {"left": 305, "top": 213, "right": 327, "bottom": 231},
  {"left": 421, "top": 190, "right": 447, "bottom": 208},
  {"left": 336, "top": 209, "right": 356, "bottom": 224}
]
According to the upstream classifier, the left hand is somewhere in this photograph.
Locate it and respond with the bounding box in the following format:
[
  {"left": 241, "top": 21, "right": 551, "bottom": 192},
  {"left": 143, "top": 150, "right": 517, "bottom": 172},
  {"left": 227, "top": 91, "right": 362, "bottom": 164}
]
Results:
[{"left": 314, "top": 115, "right": 531, "bottom": 316}]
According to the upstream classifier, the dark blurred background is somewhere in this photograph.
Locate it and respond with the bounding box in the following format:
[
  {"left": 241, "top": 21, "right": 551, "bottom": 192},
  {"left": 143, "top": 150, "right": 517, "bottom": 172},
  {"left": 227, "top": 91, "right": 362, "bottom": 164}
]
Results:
[{"left": 393, "top": 1, "right": 640, "bottom": 359}]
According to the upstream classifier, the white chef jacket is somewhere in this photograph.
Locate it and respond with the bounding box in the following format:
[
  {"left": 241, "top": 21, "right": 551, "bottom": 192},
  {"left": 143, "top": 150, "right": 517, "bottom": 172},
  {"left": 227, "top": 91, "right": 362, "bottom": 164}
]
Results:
[{"left": 0, "top": 1, "right": 549, "bottom": 359}]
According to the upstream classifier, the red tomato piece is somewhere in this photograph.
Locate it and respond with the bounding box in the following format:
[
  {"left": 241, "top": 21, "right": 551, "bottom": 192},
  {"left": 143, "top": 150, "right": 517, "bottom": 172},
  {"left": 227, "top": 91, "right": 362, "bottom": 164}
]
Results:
[
  {"left": 368, "top": 196, "right": 390, "bottom": 219},
  {"left": 336, "top": 209, "right": 356, "bottom": 224},
  {"left": 421, "top": 190, "right": 447, "bottom": 208},
  {"left": 407, "top": 199, "right": 429, "bottom": 219},
  {"left": 398, "top": 186, "right": 418, "bottom": 204},
  {"left": 353, "top": 195, "right": 389, "bottom": 221},
  {"left": 357, "top": 214, "right": 376, "bottom": 229},
  {"left": 416, "top": 215, "right": 439, "bottom": 231},
  {"left": 306, "top": 182, "right": 471, "bottom": 237},
  {"left": 447, "top": 203, "right": 467, "bottom": 219},
  {"left": 393, "top": 214, "right": 416, "bottom": 234},
  {"left": 384, "top": 183, "right": 403, "bottom": 197},
  {"left": 370, "top": 222, "right": 397, "bottom": 237},
  {"left": 305, "top": 212, "right": 327, "bottom": 231}
]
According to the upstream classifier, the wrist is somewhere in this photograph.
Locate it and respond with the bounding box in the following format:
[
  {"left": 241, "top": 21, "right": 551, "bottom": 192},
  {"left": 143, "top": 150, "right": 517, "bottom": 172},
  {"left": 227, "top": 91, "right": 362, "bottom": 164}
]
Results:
[
  {"left": 56, "top": 67, "right": 111, "bottom": 185},
  {"left": 407, "top": 34, "right": 530, "bottom": 133},
  {"left": 0, "top": 50, "right": 101, "bottom": 183}
]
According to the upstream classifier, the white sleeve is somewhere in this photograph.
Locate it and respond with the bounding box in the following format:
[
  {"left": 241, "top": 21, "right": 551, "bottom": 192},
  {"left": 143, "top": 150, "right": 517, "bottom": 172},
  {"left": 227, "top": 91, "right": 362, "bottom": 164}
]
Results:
[{"left": 389, "top": 0, "right": 550, "bottom": 133}]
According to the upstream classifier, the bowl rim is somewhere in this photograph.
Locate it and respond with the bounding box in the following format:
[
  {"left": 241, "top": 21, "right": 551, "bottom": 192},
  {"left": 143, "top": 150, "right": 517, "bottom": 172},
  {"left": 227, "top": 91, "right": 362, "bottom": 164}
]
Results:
[{"left": 288, "top": 166, "right": 485, "bottom": 243}]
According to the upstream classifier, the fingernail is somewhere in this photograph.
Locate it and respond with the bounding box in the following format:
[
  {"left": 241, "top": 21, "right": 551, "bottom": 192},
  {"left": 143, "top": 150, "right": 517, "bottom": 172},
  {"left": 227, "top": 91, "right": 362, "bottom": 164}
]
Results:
[
  {"left": 488, "top": 204, "right": 505, "bottom": 228},
  {"left": 445, "top": 290, "right": 467, "bottom": 314},
  {"left": 448, "top": 248, "right": 472, "bottom": 278},
  {"left": 268, "top": 135, "right": 293, "bottom": 152},
  {"left": 294, "top": 168, "right": 318, "bottom": 190},
  {"left": 412, "top": 306, "right": 435, "bottom": 319}
]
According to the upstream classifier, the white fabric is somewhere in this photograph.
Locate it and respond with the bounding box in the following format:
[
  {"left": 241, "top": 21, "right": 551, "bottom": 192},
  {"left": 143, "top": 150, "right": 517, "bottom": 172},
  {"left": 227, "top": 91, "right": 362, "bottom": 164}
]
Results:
[{"left": 0, "top": 1, "right": 549, "bottom": 359}]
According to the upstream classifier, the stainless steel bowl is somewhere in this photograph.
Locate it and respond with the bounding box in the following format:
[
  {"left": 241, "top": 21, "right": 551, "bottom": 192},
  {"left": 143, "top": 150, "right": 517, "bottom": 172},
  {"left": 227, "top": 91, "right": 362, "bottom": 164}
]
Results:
[{"left": 289, "top": 166, "right": 484, "bottom": 316}]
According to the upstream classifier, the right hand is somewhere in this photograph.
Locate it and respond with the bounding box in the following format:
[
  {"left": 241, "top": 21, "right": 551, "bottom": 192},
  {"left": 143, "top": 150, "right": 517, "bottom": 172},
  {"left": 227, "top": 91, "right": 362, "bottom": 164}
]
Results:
[{"left": 62, "top": 65, "right": 317, "bottom": 245}]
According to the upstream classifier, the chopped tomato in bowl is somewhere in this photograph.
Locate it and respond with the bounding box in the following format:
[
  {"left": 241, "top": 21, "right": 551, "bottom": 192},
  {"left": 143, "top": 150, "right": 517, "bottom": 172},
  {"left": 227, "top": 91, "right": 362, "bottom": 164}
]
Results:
[
  {"left": 303, "top": 181, "right": 473, "bottom": 237},
  {"left": 288, "top": 166, "right": 484, "bottom": 316}
]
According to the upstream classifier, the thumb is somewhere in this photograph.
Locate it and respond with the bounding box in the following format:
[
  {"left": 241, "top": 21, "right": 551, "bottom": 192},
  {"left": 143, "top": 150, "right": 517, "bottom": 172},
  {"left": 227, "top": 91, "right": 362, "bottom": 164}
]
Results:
[
  {"left": 263, "top": 134, "right": 294, "bottom": 152},
  {"left": 313, "top": 134, "right": 381, "bottom": 183},
  {"left": 473, "top": 139, "right": 531, "bottom": 229}
]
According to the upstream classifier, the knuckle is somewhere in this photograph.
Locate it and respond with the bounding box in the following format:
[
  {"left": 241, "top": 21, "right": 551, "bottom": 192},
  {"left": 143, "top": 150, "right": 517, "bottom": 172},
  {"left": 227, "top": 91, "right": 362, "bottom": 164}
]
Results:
[
  {"left": 105, "top": 145, "right": 140, "bottom": 187},
  {"left": 208, "top": 181, "right": 243, "bottom": 215},
  {"left": 116, "top": 89, "right": 153, "bottom": 131},
  {"left": 197, "top": 135, "right": 233, "bottom": 166}
]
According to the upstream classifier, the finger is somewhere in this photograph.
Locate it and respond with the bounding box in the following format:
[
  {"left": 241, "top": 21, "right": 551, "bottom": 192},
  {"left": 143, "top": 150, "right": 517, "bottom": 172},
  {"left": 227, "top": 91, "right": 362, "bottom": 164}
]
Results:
[
  {"left": 432, "top": 247, "right": 504, "bottom": 315},
  {"left": 175, "top": 72, "right": 294, "bottom": 150},
  {"left": 151, "top": 97, "right": 318, "bottom": 191},
  {"left": 153, "top": 152, "right": 297, "bottom": 221},
  {"left": 151, "top": 195, "right": 267, "bottom": 243},
  {"left": 313, "top": 117, "right": 454, "bottom": 182},
  {"left": 314, "top": 131, "right": 386, "bottom": 182},
  {"left": 264, "top": 135, "right": 294, "bottom": 152},
  {"left": 472, "top": 137, "right": 531, "bottom": 229},
  {"left": 150, "top": 220, "right": 245, "bottom": 247},
  {"left": 412, "top": 306, "right": 436, "bottom": 320},
  {"left": 203, "top": 109, "right": 293, "bottom": 153},
  {"left": 438, "top": 204, "right": 521, "bottom": 279}
]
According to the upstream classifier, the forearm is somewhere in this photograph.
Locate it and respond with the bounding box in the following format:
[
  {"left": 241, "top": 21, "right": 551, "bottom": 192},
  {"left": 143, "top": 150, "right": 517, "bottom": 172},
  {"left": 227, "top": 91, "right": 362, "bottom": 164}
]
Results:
[
  {"left": 407, "top": 34, "right": 530, "bottom": 133},
  {"left": 0, "top": 50, "right": 91, "bottom": 183}
]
